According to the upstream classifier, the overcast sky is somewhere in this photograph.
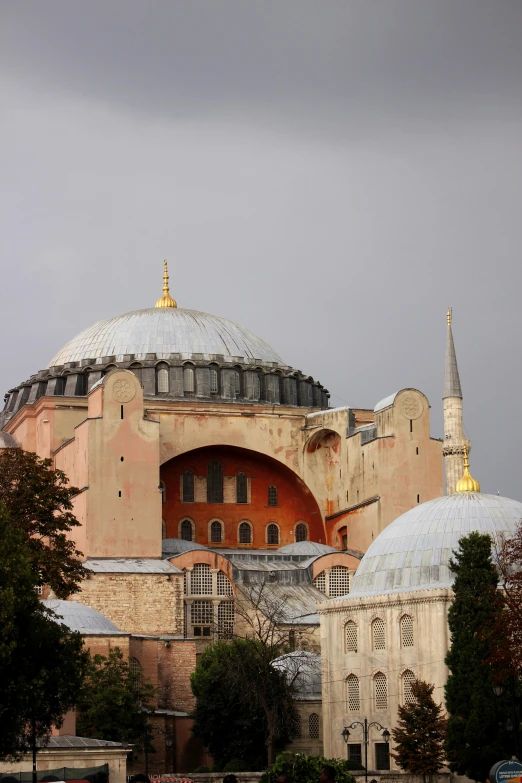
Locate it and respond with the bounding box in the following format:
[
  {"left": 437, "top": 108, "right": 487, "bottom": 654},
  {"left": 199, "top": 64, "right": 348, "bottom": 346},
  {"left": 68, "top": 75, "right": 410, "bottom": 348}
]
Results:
[{"left": 1, "top": 1, "right": 521, "bottom": 496}]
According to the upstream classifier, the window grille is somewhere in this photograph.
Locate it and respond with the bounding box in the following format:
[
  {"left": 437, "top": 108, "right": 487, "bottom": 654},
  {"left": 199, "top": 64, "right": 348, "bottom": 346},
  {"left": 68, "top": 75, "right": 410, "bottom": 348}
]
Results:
[
  {"left": 400, "top": 614, "right": 414, "bottom": 648},
  {"left": 239, "top": 521, "right": 252, "bottom": 544},
  {"left": 268, "top": 485, "right": 278, "bottom": 506},
  {"left": 182, "top": 471, "right": 195, "bottom": 503},
  {"left": 217, "top": 570, "right": 233, "bottom": 596},
  {"left": 191, "top": 563, "right": 213, "bottom": 595},
  {"left": 347, "top": 674, "right": 360, "bottom": 711},
  {"left": 348, "top": 745, "right": 362, "bottom": 764},
  {"left": 267, "top": 523, "right": 279, "bottom": 545},
  {"left": 180, "top": 519, "right": 193, "bottom": 541},
  {"left": 183, "top": 570, "right": 188, "bottom": 595},
  {"left": 129, "top": 657, "right": 143, "bottom": 690},
  {"left": 329, "top": 566, "right": 350, "bottom": 597},
  {"left": 295, "top": 523, "right": 307, "bottom": 542},
  {"left": 345, "top": 621, "right": 358, "bottom": 653},
  {"left": 375, "top": 743, "right": 390, "bottom": 771},
  {"left": 210, "top": 368, "right": 219, "bottom": 393},
  {"left": 253, "top": 375, "right": 261, "bottom": 400},
  {"left": 309, "top": 713, "right": 319, "bottom": 739},
  {"left": 210, "top": 520, "right": 222, "bottom": 543},
  {"left": 372, "top": 618, "right": 386, "bottom": 650},
  {"left": 191, "top": 600, "right": 213, "bottom": 626},
  {"left": 234, "top": 371, "right": 241, "bottom": 395},
  {"left": 183, "top": 366, "right": 195, "bottom": 393},
  {"left": 402, "top": 670, "right": 416, "bottom": 704},
  {"left": 236, "top": 472, "right": 248, "bottom": 504},
  {"left": 217, "top": 601, "right": 234, "bottom": 638},
  {"left": 313, "top": 572, "right": 326, "bottom": 594},
  {"left": 207, "top": 461, "right": 223, "bottom": 503},
  {"left": 157, "top": 366, "right": 169, "bottom": 393},
  {"left": 374, "top": 672, "right": 388, "bottom": 710},
  {"left": 292, "top": 714, "right": 302, "bottom": 739}
]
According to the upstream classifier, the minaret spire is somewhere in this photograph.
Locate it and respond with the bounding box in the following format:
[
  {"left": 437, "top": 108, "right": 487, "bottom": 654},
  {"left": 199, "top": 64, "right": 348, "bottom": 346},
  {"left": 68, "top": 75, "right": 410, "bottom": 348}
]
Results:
[
  {"left": 444, "top": 308, "right": 462, "bottom": 399},
  {"left": 442, "top": 308, "right": 467, "bottom": 494},
  {"left": 155, "top": 260, "right": 177, "bottom": 308}
]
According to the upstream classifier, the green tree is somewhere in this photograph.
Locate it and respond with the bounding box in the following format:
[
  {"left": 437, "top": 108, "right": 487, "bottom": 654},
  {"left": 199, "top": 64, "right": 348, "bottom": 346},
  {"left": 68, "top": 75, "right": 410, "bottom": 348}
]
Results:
[
  {"left": 190, "top": 639, "right": 297, "bottom": 770},
  {"left": 260, "top": 751, "right": 358, "bottom": 783},
  {"left": 0, "top": 448, "right": 85, "bottom": 597},
  {"left": 76, "top": 648, "right": 155, "bottom": 750},
  {"left": 0, "top": 503, "right": 89, "bottom": 760},
  {"left": 445, "top": 532, "right": 511, "bottom": 781},
  {"left": 391, "top": 679, "right": 447, "bottom": 780}
]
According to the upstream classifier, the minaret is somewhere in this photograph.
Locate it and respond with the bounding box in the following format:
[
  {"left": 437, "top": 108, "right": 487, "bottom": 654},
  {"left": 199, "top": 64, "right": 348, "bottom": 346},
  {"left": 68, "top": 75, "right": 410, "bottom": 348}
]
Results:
[{"left": 443, "top": 308, "right": 468, "bottom": 494}]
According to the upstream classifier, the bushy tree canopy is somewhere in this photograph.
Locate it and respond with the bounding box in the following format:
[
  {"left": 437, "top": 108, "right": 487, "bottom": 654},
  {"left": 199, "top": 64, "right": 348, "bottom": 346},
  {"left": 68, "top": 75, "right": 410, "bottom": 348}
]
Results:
[
  {"left": 391, "top": 679, "right": 447, "bottom": 778},
  {"left": 260, "top": 752, "right": 358, "bottom": 783}
]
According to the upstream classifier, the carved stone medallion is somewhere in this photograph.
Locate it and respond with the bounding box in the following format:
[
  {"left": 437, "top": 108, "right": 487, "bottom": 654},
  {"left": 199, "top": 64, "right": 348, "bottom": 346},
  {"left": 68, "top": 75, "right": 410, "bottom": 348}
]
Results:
[
  {"left": 400, "top": 394, "right": 423, "bottom": 420},
  {"left": 112, "top": 377, "right": 135, "bottom": 403}
]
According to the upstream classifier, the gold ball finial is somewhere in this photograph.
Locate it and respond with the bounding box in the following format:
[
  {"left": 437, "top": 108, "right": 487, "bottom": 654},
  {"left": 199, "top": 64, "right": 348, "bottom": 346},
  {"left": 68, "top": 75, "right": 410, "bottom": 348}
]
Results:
[
  {"left": 155, "top": 260, "right": 177, "bottom": 308},
  {"left": 447, "top": 307, "right": 452, "bottom": 325},
  {"left": 455, "top": 444, "right": 481, "bottom": 493}
]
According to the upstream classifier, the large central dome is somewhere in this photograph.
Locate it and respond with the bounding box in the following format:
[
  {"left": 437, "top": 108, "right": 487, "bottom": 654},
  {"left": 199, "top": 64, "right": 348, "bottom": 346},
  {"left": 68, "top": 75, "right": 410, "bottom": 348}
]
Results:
[{"left": 48, "top": 307, "right": 286, "bottom": 367}]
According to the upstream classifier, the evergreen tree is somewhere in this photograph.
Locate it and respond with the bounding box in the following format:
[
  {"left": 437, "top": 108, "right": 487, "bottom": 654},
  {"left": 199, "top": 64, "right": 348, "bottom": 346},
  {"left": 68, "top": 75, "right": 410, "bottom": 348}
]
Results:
[
  {"left": 391, "top": 679, "right": 447, "bottom": 780},
  {"left": 445, "top": 532, "right": 511, "bottom": 781}
]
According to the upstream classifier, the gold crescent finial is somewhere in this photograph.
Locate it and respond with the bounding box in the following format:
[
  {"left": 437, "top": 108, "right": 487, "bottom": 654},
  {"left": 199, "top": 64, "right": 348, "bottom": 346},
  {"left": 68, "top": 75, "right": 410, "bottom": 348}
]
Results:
[
  {"left": 456, "top": 443, "right": 481, "bottom": 493},
  {"left": 155, "top": 260, "right": 177, "bottom": 308},
  {"left": 447, "top": 307, "right": 451, "bottom": 325}
]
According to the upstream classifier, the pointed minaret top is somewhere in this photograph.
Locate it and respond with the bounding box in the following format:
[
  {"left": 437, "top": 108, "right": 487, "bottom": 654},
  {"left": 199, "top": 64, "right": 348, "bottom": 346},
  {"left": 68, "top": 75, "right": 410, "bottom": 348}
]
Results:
[{"left": 443, "top": 307, "right": 462, "bottom": 399}]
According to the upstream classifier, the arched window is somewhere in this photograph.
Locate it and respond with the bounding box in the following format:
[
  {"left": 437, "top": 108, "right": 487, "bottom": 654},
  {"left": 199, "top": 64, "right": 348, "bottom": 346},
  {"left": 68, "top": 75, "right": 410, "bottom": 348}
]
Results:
[
  {"left": 234, "top": 371, "right": 241, "bottom": 396},
  {"left": 129, "top": 657, "right": 143, "bottom": 691},
  {"left": 253, "top": 374, "right": 261, "bottom": 400},
  {"left": 217, "top": 601, "right": 234, "bottom": 639},
  {"left": 347, "top": 674, "right": 360, "bottom": 712},
  {"left": 210, "top": 520, "right": 223, "bottom": 543},
  {"left": 191, "top": 563, "right": 212, "bottom": 595},
  {"left": 372, "top": 618, "right": 386, "bottom": 651},
  {"left": 313, "top": 571, "right": 326, "bottom": 594},
  {"left": 156, "top": 364, "right": 169, "bottom": 393},
  {"left": 159, "top": 480, "right": 166, "bottom": 505},
  {"left": 329, "top": 566, "right": 350, "bottom": 597},
  {"left": 190, "top": 600, "right": 213, "bottom": 635},
  {"left": 239, "top": 521, "right": 252, "bottom": 544},
  {"left": 183, "top": 366, "right": 195, "bottom": 393},
  {"left": 295, "top": 523, "right": 307, "bottom": 542},
  {"left": 180, "top": 519, "right": 194, "bottom": 541},
  {"left": 400, "top": 614, "right": 414, "bottom": 648},
  {"left": 182, "top": 470, "right": 195, "bottom": 503},
  {"left": 268, "top": 485, "right": 278, "bottom": 506},
  {"left": 217, "top": 571, "right": 233, "bottom": 596},
  {"left": 210, "top": 368, "right": 219, "bottom": 394},
  {"left": 374, "top": 672, "right": 388, "bottom": 710},
  {"left": 402, "top": 670, "right": 416, "bottom": 705},
  {"left": 207, "top": 461, "right": 223, "bottom": 503},
  {"left": 345, "top": 621, "right": 358, "bottom": 653},
  {"left": 292, "top": 713, "right": 302, "bottom": 739},
  {"left": 309, "top": 713, "right": 320, "bottom": 739},
  {"left": 267, "top": 523, "right": 279, "bottom": 545},
  {"left": 236, "top": 472, "right": 248, "bottom": 504}
]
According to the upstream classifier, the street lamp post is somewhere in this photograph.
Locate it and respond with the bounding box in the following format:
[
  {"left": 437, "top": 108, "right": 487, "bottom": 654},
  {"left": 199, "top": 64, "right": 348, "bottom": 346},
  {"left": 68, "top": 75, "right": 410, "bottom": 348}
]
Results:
[{"left": 342, "top": 720, "right": 391, "bottom": 783}]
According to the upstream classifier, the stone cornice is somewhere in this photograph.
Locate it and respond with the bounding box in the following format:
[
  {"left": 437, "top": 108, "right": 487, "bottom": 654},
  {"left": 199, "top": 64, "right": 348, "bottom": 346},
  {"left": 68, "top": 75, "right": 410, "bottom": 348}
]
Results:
[{"left": 318, "top": 588, "right": 452, "bottom": 615}]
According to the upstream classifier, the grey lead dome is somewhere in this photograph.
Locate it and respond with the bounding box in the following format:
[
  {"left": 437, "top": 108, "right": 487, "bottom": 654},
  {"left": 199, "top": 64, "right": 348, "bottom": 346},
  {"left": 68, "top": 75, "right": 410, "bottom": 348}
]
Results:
[
  {"left": 48, "top": 307, "right": 287, "bottom": 367},
  {"left": 43, "top": 599, "right": 124, "bottom": 634}
]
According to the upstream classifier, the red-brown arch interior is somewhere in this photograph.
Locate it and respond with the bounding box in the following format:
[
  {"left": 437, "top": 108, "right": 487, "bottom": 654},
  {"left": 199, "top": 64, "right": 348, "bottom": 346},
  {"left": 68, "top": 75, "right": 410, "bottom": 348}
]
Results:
[{"left": 161, "top": 445, "right": 325, "bottom": 548}]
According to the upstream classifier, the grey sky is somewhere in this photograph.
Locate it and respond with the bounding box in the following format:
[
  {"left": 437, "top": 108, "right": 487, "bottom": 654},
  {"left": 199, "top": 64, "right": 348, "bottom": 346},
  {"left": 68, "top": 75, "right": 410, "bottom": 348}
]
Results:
[{"left": 1, "top": 1, "right": 521, "bottom": 496}]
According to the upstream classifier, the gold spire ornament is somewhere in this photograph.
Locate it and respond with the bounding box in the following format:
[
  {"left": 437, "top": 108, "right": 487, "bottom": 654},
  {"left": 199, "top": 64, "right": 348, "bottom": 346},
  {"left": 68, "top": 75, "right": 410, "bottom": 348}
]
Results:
[
  {"left": 155, "top": 260, "right": 177, "bottom": 308},
  {"left": 455, "top": 444, "right": 481, "bottom": 493}
]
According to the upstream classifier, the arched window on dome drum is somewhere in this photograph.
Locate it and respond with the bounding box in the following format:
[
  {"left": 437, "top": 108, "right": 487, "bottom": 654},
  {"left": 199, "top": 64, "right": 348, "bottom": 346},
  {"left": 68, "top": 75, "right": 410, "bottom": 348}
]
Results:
[
  {"left": 129, "top": 657, "right": 143, "bottom": 691},
  {"left": 373, "top": 672, "right": 388, "bottom": 710},
  {"left": 268, "top": 485, "right": 278, "bottom": 506},
  {"left": 347, "top": 674, "right": 360, "bottom": 712},
  {"left": 295, "top": 523, "right": 307, "bottom": 542},
  {"left": 239, "top": 521, "right": 252, "bottom": 544},
  {"left": 180, "top": 519, "right": 194, "bottom": 541},
  {"left": 210, "top": 368, "right": 219, "bottom": 394},
  {"left": 236, "top": 472, "right": 248, "bottom": 504},
  {"left": 210, "top": 520, "right": 223, "bottom": 543},
  {"left": 253, "top": 374, "right": 261, "bottom": 400},
  {"left": 207, "top": 461, "right": 223, "bottom": 503},
  {"left": 372, "top": 618, "right": 386, "bottom": 651},
  {"left": 400, "top": 614, "right": 414, "bottom": 648},
  {"left": 183, "top": 366, "right": 195, "bottom": 393},
  {"left": 234, "top": 371, "right": 241, "bottom": 396},
  {"left": 182, "top": 471, "right": 195, "bottom": 503},
  {"left": 402, "top": 670, "right": 416, "bottom": 705},
  {"left": 267, "top": 523, "right": 279, "bottom": 545},
  {"left": 345, "top": 621, "right": 358, "bottom": 653},
  {"left": 156, "top": 364, "right": 169, "bottom": 393},
  {"left": 309, "top": 713, "right": 320, "bottom": 739}
]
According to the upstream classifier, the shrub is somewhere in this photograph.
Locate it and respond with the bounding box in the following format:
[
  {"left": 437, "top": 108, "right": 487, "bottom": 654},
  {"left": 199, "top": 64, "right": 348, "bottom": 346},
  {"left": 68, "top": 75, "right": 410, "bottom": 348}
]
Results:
[
  {"left": 261, "top": 752, "right": 358, "bottom": 783},
  {"left": 222, "top": 759, "right": 250, "bottom": 773},
  {"left": 192, "top": 766, "right": 211, "bottom": 773}
]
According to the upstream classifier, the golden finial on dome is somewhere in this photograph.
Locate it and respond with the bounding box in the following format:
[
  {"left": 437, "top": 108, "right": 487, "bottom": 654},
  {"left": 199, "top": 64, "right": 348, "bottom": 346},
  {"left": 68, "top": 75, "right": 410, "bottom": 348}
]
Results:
[
  {"left": 155, "top": 260, "right": 177, "bottom": 308},
  {"left": 455, "top": 444, "right": 481, "bottom": 493},
  {"left": 447, "top": 307, "right": 452, "bottom": 325}
]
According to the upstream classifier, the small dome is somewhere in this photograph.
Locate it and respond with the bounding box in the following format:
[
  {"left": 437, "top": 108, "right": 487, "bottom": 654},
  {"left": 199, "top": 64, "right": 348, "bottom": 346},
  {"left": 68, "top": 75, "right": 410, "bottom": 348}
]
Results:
[
  {"left": 43, "top": 599, "right": 123, "bottom": 634},
  {"left": 272, "top": 651, "right": 322, "bottom": 698},
  {"left": 0, "top": 431, "right": 19, "bottom": 448},
  {"left": 351, "top": 492, "right": 522, "bottom": 597},
  {"left": 278, "top": 541, "right": 338, "bottom": 556}
]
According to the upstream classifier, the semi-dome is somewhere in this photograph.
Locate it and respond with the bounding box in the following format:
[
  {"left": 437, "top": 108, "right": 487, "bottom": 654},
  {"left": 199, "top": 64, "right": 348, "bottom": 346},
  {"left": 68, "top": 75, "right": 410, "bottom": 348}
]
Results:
[
  {"left": 43, "top": 599, "right": 124, "bottom": 635},
  {"left": 350, "top": 492, "right": 522, "bottom": 597}
]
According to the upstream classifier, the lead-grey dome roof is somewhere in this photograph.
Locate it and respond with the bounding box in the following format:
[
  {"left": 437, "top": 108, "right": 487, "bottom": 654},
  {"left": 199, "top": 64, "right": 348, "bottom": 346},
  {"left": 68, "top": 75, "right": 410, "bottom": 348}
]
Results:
[
  {"left": 351, "top": 492, "right": 522, "bottom": 597},
  {"left": 48, "top": 307, "right": 286, "bottom": 367},
  {"left": 277, "top": 541, "right": 338, "bottom": 556},
  {"left": 43, "top": 599, "right": 124, "bottom": 634}
]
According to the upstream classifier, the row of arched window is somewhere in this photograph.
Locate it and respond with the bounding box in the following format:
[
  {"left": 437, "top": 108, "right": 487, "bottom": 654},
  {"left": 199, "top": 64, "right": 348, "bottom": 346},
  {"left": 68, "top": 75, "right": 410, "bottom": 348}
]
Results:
[
  {"left": 292, "top": 712, "right": 320, "bottom": 740},
  {"left": 178, "top": 518, "right": 308, "bottom": 545},
  {"left": 346, "top": 669, "right": 416, "bottom": 712},
  {"left": 181, "top": 466, "right": 279, "bottom": 506},
  {"left": 344, "top": 615, "right": 414, "bottom": 654}
]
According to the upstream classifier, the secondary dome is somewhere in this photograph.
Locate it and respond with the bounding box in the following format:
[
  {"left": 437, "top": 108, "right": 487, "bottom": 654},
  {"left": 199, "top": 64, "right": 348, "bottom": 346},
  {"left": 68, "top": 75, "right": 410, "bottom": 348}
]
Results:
[
  {"left": 43, "top": 599, "right": 124, "bottom": 635},
  {"left": 351, "top": 492, "right": 522, "bottom": 597},
  {"left": 48, "top": 307, "right": 286, "bottom": 367}
]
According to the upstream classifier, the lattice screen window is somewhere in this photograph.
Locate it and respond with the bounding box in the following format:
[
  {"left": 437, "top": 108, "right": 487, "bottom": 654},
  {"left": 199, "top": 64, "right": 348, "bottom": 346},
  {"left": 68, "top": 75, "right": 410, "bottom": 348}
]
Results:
[
  {"left": 183, "top": 366, "right": 195, "bottom": 393},
  {"left": 239, "top": 521, "right": 252, "bottom": 544},
  {"left": 309, "top": 713, "right": 319, "bottom": 739},
  {"left": 400, "top": 614, "right": 414, "bottom": 648},
  {"left": 402, "top": 670, "right": 416, "bottom": 704},
  {"left": 345, "top": 621, "right": 358, "bottom": 653},
  {"left": 191, "top": 563, "right": 213, "bottom": 595},
  {"left": 292, "top": 714, "right": 302, "bottom": 739},
  {"left": 190, "top": 600, "right": 213, "bottom": 625},
  {"left": 268, "top": 485, "right": 278, "bottom": 506},
  {"left": 295, "top": 523, "right": 307, "bottom": 542},
  {"left": 217, "top": 570, "right": 233, "bottom": 596},
  {"left": 313, "top": 572, "right": 326, "bottom": 594},
  {"left": 183, "top": 570, "right": 188, "bottom": 595},
  {"left": 210, "top": 520, "right": 223, "bottom": 543},
  {"left": 234, "top": 371, "right": 241, "bottom": 394},
  {"left": 374, "top": 672, "right": 388, "bottom": 710},
  {"left": 157, "top": 366, "right": 169, "bottom": 393},
  {"left": 217, "top": 601, "right": 234, "bottom": 638},
  {"left": 236, "top": 472, "right": 248, "bottom": 504},
  {"left": 129, "top": 657, "right": 143, "bottom": 690},
  {"left": 180, "top": 519, "right": 193, "bottom": 541},
  {"left": 182, "top": 471, "right": 195, "bottom": 503},
  {"left": 347, "top": 674, "right": 360, "bottom": 712},
  {"left": 329, "top": 566, "right": 350, "bottom": 597},
  {"left": 207, "top": 461, "right": 224, "bottom": 503},
  {"left": 253, "top": 375, "right": 261, "bottom": 400},
  {"left": 372, "top": 618, "right": 386, "bottom": 650},
  {"left": 210, "top": 368, "right": 219, "bottom": 393},
  {"left": 267, "top": 523, "right": 279, "bottom": 545}
]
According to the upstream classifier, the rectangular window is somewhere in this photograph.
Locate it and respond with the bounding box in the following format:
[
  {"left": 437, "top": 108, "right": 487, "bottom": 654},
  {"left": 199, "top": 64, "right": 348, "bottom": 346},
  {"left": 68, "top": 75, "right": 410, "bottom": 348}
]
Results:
[
  {"left": 348, "top": 744, "right": 362, "bottom": 765},
  {"left": 375, "top": 743, "right": 390, "bottom": 771}
]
